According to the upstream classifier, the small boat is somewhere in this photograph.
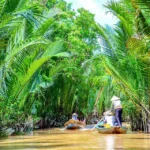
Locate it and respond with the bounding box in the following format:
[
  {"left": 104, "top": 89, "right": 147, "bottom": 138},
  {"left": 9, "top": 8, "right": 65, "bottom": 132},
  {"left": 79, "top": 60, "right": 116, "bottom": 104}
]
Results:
[
  {"left": 66, "top": 123, "right": 85, "bottom": 129},
  {"left": 64, "top": 118, "right": 86, "bottom": 130},
  {"left": 96, "top": 126, "right": 127, "bottom": 134}
]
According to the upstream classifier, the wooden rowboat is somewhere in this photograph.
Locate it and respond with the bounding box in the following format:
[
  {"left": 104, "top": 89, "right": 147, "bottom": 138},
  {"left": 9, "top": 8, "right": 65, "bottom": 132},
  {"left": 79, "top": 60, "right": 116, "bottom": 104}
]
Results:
[
  {"left": 114, "top": 126, "right": 127, "bottom": 134},
  {"left": 96, "top": 126, "right": 127, "bottom": 134},
  {"left": 66, "top": 123, "right": 85, "bottom": 129},
  {"left": 64, "top": 119, "right": 86, "bottom": 130}
]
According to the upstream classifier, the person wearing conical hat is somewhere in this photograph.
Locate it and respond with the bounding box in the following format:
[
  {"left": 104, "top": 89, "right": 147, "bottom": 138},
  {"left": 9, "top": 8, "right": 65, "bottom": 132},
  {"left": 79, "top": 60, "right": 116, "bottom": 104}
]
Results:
[
  {"left": 104, "top": 111, "right": 116, "bottom": 126},
  {"left": 110, "top": 96, "right": 123, "bottom": 126},
  {"left": 72, "top": 113, "right": 78, "bottom": 120}
]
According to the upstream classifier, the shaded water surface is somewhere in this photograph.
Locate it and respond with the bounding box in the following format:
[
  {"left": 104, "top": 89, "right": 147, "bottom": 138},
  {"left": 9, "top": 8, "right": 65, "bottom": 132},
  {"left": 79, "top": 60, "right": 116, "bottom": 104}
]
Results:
[{"left": 0, "top": 128, "right": 150, "bottom": 150}]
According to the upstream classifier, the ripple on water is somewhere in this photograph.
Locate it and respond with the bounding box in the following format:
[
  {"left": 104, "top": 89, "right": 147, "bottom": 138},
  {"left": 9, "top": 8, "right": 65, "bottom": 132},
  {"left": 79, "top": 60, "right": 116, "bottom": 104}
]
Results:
[{"left": 0, "top": 128, "right": 150, "bottom": 150}]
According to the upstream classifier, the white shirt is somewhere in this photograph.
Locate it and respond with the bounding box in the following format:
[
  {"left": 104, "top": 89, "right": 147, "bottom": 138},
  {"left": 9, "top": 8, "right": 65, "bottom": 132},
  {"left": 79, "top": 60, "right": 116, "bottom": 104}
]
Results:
[
  {"left": 111, "top": 100, "right": 122, "bottom": 110},
  {"left": 105, "top": 116, "right": 116, "bottom": 126}
]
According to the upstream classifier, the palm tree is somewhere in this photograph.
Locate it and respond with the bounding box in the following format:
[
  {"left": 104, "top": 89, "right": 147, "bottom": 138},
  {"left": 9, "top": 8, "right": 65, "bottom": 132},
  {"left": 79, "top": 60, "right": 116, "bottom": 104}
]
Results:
[
  {"left": 0, "top": 0, "right": 69, "bottom": 128},
  {"left": 97, "top": 0, "right": 150, "bottom": 132}
]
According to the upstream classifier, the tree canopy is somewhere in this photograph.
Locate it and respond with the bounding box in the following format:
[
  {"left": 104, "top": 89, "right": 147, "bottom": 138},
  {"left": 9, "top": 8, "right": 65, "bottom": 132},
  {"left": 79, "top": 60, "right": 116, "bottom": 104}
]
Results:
[{"left": 0, "top": 0, "right": 150, "bottom": 133}]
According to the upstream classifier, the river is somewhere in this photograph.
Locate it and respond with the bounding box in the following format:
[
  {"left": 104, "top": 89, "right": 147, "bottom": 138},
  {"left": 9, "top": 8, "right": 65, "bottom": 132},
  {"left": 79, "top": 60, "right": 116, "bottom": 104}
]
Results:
[{"left": 0, "top": 128, "right": 150, "bottom": 150}]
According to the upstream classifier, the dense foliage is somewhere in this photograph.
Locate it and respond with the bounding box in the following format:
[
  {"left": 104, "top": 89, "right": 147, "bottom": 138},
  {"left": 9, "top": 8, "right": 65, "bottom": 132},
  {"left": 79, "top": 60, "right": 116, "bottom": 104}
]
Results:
[{"left": 0, "top": 0, "right": 150, "bottom": 134}]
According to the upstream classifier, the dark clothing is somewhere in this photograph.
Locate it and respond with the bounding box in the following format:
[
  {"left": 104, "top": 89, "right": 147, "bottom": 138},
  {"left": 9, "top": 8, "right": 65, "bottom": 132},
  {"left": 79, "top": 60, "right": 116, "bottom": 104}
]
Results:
[{"left": 115, "top": 108, "right": 123, "bottom": 126}]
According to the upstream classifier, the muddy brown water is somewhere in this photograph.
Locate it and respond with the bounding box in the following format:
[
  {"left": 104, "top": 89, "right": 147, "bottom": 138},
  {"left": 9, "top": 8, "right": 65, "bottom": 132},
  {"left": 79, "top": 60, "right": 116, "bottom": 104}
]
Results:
[{"left": 0, "top": 127, "right": 150, "bottom": 150}]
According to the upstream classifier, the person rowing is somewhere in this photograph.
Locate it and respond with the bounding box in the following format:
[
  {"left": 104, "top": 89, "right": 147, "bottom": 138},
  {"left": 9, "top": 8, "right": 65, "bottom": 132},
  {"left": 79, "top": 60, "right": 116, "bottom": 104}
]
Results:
[
  {"left": 104, "top": 111, "right": 116, "bottom": 127},
  {"left": 110, "top": 96, "right": 123, "bottom": 126},
  {"left": 72, "top": 113, "right": 78, "bottom": 120}
]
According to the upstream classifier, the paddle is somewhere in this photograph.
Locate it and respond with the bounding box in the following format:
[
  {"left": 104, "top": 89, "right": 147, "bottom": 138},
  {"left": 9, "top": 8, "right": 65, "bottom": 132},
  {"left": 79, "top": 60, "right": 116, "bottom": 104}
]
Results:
[
  {"left": 90, "top": 110, "right": 110, "bottom": 131},
  {"left": 90, "top": 117, "right": 104, "bottom": 131}
]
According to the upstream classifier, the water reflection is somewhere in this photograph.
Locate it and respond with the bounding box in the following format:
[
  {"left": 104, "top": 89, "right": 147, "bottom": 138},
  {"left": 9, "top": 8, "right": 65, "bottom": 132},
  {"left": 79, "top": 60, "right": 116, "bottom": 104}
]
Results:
[
  {"left": 105, "top": 136, "right": 116, "bottom": 150},
  {"left": 0, "top": 129, "right": 150, "bottom": 150}
]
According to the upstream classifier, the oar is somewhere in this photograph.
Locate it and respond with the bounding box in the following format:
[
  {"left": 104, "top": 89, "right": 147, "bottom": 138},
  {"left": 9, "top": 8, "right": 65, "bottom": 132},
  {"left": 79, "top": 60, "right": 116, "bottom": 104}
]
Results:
[
  {"left": 90, "top": 117, "right": 105, "bottom": 131},
  {"left": 90, "top": 111, "right": 110, "bottom": 131}
]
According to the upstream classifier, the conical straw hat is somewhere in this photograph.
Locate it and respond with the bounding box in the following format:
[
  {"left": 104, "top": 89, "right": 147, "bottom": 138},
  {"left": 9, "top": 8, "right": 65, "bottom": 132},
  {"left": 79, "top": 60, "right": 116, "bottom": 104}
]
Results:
[
  {"left": 111, "top": 96, "right": 120, "bottom": 101},
  {"left": 72, "top": 113, "right": 77, "bottom": 116}
]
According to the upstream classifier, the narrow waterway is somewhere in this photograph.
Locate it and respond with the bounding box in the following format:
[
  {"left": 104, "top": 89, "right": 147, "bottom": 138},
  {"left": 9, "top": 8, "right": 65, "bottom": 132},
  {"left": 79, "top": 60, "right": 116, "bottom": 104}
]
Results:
[{"left": 0, "top": 128, "right": 150, "bottom": 150}]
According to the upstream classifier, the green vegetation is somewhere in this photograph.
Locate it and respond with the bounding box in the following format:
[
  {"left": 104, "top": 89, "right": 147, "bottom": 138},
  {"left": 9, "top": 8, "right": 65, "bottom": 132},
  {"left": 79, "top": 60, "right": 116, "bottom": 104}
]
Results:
[{"left": 0, "top": 0, "right": 150, "bottom": 136}]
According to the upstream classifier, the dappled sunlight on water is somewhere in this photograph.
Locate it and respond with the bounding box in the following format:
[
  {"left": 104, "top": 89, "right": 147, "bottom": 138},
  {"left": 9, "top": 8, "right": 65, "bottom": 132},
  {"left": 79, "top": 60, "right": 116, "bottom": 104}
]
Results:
[{"left": 0, "top": 128, "right": 150, "bottom": 150}]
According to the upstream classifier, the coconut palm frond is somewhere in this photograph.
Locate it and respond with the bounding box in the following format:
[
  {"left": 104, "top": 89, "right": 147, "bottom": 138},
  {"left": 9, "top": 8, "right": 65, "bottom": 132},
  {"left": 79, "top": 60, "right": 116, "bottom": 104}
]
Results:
[
  {"left": 134, "top": 0, "right": 150, "bottom": 9},
  {"left": 135, "top": 9, "right": 150, "bottom": 37},
  {"left": 4, "top": 41, "right": 68, "bottom": 104},
  {"left": 4, "top": 38, "right": 48, "bottom": 64},
  {"left": 129, "top": 0, "right": 150, "bottom": 38},
  {"left": 15, "top": 0, "right": 28, "bottom": 11},
  {"left": 126, "top": 37, "right": 148, "bottom": 55},
  {"left": 104, "top": 0, "right": 133, "bottom": 23},
  {"left": 1, "top": 0, "right": 20, "bottom": 14},
  {"left": 0, "top": 0, "right": 5, "bottom": 14}
]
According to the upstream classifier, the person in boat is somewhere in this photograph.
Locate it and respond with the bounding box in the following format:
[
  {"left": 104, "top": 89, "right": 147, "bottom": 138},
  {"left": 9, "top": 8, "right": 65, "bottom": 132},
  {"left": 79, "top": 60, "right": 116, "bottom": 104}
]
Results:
[
  {"left": 104, "top": 111, "right": 116, "bottom": 127},
  {"left": 110, "top": 96, "right": 123, "bottom": 126},
  {"left": 64, "top": 113, "right": 85, "bottom": 127},
  {"left": 72, "top": 113, "right": 78, "bottom": 120}
]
